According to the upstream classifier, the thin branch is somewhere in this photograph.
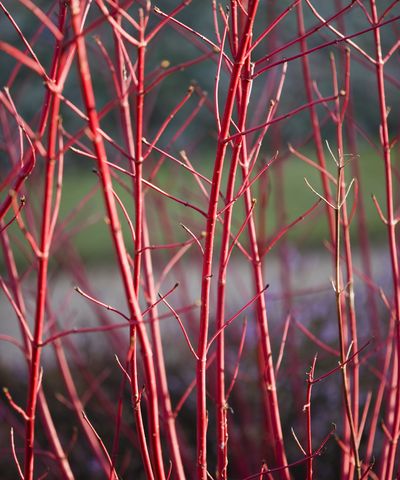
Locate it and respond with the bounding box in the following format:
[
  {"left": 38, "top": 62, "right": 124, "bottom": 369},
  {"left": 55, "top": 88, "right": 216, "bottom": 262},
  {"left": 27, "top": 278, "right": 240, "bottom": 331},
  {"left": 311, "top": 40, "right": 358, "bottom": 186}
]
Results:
[
  {"left": 10, "top": 428, "right": 24, "bottom": 480},
  {"left": 158, "top": 294, "right": 199, "bottom": 360}
]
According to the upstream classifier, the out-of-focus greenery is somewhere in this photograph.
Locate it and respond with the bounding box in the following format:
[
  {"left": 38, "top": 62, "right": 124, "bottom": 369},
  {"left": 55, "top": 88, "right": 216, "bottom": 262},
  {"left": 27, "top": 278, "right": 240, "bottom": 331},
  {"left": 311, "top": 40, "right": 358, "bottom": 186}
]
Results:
[
  {"left": 1, "top": 1, "right": 397, "bottom": 266},
  {"left": 2, "top": 145, "right": 388, "bottom": 267}
]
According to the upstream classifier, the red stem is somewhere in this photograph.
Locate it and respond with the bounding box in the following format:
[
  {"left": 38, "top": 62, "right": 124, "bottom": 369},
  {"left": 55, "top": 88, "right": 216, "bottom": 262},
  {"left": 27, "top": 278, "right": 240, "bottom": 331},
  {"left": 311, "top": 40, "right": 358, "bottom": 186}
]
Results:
[
  {"left": 215, "top": 52, "right": 252, "bottom": 479},
  {"left": 196, "top": 3, "right": 260, "bottom": 478},
  {"left": 142, "top": 221, "right": 186, "bottom": 479},
  {"left": 70, "top": 2, "right": 166, "bottom": 477},
  {"left": 23, "top": 5, "right": 68, "bottom": 476},
  {"left": 369, "top": 1, "right": 400, "bottom": 477},
  {"left": 305, "top": 355, "right": 317, "bottom": 480}
]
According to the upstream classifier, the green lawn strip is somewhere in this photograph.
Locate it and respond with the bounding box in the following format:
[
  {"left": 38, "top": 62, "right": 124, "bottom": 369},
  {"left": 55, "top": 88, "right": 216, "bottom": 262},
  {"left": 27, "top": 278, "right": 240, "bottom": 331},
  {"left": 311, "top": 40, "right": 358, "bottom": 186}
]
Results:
[{"left": 1, "top": 147, "right": 387, "bottom": 267}]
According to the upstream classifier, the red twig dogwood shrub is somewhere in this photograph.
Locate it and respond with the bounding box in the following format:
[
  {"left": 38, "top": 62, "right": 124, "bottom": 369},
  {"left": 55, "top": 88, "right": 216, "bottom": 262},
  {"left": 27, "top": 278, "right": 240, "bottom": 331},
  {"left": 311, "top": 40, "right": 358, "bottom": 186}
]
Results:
[{"left": 0, "top": 1, "right": 399, "bottom": 478}]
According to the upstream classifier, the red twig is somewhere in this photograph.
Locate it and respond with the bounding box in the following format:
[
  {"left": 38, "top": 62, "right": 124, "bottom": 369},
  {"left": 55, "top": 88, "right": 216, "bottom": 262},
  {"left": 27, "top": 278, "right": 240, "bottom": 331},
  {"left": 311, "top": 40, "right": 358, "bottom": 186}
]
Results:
[{"left": 70, "top": 2, "right": 165, "bottom": 477}]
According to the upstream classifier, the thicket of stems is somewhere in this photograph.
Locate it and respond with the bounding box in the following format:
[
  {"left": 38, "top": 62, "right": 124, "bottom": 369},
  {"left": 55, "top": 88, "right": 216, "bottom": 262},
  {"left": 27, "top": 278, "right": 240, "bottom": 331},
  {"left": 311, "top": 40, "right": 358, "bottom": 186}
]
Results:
[{"left": 0, "top": 1, "right": 399, "bottom": 479}]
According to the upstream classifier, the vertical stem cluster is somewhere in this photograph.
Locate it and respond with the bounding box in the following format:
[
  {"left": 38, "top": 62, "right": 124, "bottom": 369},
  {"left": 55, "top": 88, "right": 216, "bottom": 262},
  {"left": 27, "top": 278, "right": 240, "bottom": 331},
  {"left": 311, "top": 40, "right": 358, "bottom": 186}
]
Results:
[
  {"left": 333, "top": 158, "right": 361, "bottom": 479},
  {"left": 331, "top": 50, "right": 360, "bottom": 479},
  {"left": 70, "top": 1, "right": 165, "bottom": 478},
  {"left": 369, "top": 2, "right": 400, "bottom": 478},
  {"left": 24, "top": 6, "right": 68, "bottom": 478},
  {"left": 196, "top": 3, "right": 260, "bottom": 477},
  {"left": 1, "top": 1, "right": 399, "bottom": 478}
]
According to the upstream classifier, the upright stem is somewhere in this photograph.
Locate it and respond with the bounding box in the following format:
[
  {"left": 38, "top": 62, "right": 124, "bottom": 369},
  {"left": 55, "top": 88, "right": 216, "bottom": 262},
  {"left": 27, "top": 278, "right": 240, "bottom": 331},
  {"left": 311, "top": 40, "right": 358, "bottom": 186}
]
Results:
[
  {"left": 334, "top": 161, "right": 361, "bottom": 480},
  {"left": 240, "top": 151, "right": 289, "bottom": 479},
  {"left": 133, "top": 13, "right": 145, "bottom": 294},
  {"left": 196, "top": 3, "right": 259, "bottom": 478},
  {"left": 70, "top": 2, "right": 165, "bottom": 477},
  {"left": 332, "top": 50, "right": 359, "bottom": 479},
  {"left": 334, "top": 0, "right": 381, "bottom": 344},
  {"left": 1, "top": 229, "right": 74, "bottom": 479},
  {"left": 110, "top": 9, "right": 154, "bottom": 475},
  {"left": 24, "top": 87, "right": 61, "bottom": 480},
  {"left": 4, "top": 6, "right": 72, "bottom": 476},
  {"left": 215, "top": 55, "right": 252, "bottom": 479},
  {"left": 23, "top": 4, "right": 68, "bottom": 470},
  {"left": 143, "top": 220, "right": 186, "bottom": 479},
  {"left": 369, "top": 2, "right": 400, "bottom": 477},
  {"left": 305, "top": 355, "right": 317, "bottom": 480}
]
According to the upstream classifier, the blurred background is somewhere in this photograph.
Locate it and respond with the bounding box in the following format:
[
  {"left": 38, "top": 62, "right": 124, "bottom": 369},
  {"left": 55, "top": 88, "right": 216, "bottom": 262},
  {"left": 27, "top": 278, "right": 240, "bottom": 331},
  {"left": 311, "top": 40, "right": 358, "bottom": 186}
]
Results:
[{"left": 0, "top": 1, "right": 399, "bottom": 478}]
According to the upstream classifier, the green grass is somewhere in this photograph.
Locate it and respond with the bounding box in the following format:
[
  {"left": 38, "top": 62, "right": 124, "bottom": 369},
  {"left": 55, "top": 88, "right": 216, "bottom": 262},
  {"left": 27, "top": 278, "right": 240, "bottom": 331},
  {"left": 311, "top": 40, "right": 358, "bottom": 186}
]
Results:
[
  {"left": 270, "top": 146, "right": 387, "bottom": 246},
  {"left": 2, "top": 146, "right": 388, "bottom": 267}
]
